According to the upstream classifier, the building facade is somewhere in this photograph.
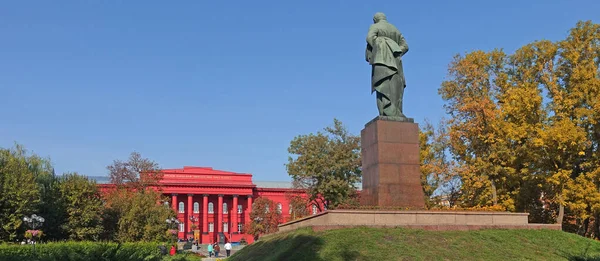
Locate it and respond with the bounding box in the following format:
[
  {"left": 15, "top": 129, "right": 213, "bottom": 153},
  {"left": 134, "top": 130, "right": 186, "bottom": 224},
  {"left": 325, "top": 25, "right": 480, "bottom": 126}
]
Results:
[{"left": 96, "top": 166, "right": 320, "bottom": 244}]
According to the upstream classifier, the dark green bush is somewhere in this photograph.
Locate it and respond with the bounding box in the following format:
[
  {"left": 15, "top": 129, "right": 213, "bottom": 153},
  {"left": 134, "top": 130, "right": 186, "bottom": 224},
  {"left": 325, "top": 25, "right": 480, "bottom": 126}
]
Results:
[{"left": 0, "top": 241, "right": 162, "bottom": 261}]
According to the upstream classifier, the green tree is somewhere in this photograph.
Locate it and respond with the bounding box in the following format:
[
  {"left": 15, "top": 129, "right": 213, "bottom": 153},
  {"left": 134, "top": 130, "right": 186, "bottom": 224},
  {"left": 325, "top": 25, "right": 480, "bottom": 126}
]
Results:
[
  {"left": 57, "top": 173, "right": 104, "bottom": 241},
  {"left": 245, "top": 197, "right": 282, "bottom": 240},
  {"left": 103, "top": 152, "right": 175, "bottom": 242},
  {"left": 104, "top": 189, "right": 174, "bottom": 242},
  {"left": 36, "top": 171, "right": 66, "bottom": 241},
  {"left": 286, "top": 119, "right": 361, "bottom": 210},
  {"left": 0, "top": 144, "right": 44, "bottom": 242}
]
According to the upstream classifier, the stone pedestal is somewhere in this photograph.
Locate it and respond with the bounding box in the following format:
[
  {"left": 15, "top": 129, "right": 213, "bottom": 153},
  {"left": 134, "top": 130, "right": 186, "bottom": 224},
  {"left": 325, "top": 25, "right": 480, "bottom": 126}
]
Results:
[{"left": 360, "top": 117, "right": 425, "bottom": 208}]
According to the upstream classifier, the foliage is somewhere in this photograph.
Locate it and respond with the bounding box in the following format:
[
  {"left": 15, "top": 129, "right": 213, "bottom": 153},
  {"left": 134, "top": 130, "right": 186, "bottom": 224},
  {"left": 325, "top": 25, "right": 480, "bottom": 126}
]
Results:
[
  {"left": 229, "top": 227, "right": 600, "bottom": 261},
  {"left": 0, "top": 144, "right": 47, "bottom": 242},
  {"left": 24, "top": 230, "right": 43, "bottom": 239},
  {"left": 286, "top": 118, "right": 361, "bottom": 210},
  {"left": 107, "top": 151, "right": 163, "bottom": 190},
  {"left": 285, "top": 193, "right": 310, "bottom": 222},
  {"left": 35, "top": 172, "right": 66, "bottom": 241},
  {"left": 245, "top": 197, "right": 282, "bottom": 240},
  {"left": 57, "top": 173, "right": 104, "bottom": 241},
  {"left": 103, "top": 152, "right": 176, "bottom": 242},
  {"left": 103, "top": 188, "right": 175, "bottom": 242},
  {"left": 419, "top": 120, "right": 459, "bottom": 208},
  {"left": 434, "top": 20, "right": 600, "bottom": 238},
  {"left": 0, "top": 241, "right": 163, "bottom": 261}
]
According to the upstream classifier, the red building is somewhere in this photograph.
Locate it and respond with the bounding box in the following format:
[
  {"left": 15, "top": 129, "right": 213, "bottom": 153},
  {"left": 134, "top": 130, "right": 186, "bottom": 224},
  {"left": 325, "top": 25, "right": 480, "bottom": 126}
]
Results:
[{"left": 94, "top": 166, "right": 320, "bottom": 244}]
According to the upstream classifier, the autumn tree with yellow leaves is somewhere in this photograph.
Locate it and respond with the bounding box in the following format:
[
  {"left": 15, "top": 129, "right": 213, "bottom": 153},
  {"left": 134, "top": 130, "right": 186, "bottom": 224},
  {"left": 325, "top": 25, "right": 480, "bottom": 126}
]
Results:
[{"left": 434, "top": 20, "right": 600, "bottom": 238}]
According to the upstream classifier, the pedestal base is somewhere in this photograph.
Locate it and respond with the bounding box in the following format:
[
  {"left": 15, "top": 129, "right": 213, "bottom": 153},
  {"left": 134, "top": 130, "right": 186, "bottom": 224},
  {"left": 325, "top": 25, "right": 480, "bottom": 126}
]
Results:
[{"left": 360, "top": 117, "right": 425, "bottom": 208}]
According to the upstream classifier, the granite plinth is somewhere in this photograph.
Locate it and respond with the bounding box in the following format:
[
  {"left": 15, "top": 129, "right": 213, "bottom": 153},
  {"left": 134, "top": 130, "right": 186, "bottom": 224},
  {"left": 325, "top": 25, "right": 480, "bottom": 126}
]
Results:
[
  {"left": 277, "top": 210, "right": 560, "bottom": 233},
  {"left": 360, "top": 118, "right": 425, "bottom": 208}
]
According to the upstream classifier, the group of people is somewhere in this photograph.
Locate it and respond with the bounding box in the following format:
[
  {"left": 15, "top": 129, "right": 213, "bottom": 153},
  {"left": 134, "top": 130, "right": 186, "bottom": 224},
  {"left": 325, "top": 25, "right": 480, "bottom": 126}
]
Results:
[
  {"left": 207, "top": 241, "right": 232, "bottom": 258},
  {"left": 160, "top": 240, "right": 233, "bottom": 257}
]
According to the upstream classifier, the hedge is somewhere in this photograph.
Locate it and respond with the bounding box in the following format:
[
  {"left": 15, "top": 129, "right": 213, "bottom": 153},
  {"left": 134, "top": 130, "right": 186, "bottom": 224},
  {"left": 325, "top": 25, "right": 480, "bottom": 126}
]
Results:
[{"left": 0, "top": 241, "right": 163, "bottom": 261}]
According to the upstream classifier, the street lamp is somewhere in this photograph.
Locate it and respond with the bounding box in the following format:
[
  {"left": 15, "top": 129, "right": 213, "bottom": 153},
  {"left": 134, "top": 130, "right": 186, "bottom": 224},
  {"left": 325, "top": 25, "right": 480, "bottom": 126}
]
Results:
[
  {"left": 166, "top": 217, "right": 181, "bottom": 228},
  {"left": 23, "top": 214, "right": 45, "bottom": 230},
  {"left": 166, "top": 217, "right": 181, "bottom": 242},
  {"left": 23, "top": 214, "right": 45, "bottom": 251},
  {"left": 187, "top": 215, "right": 199, "bottom": 241}
]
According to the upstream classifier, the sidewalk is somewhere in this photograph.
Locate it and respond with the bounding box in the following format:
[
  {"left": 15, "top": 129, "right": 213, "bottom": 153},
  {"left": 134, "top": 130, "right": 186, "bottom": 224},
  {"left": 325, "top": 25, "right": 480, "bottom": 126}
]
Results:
[
  {"left": 198, "top": 247, "right": 239, "bottom": 260},
  {"left": 194, "top": 243, "right": 245, "bottom": 260}
]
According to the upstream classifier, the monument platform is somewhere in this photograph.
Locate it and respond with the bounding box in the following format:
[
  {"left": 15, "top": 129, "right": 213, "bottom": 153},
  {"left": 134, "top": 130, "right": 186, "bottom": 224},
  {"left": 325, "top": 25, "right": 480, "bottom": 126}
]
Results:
[
  {"left": 278, "top": 210, "right": 561, "bottom": 233},
  {"left": 360, "top": 117, "right": 425, "bottom": 208}
]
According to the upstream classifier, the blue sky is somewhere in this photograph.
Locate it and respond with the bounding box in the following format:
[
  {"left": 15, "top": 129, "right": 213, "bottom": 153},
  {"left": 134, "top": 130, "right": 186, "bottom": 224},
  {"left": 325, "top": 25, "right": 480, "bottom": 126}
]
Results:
[{"left": 1, "top": 0, "right": 598, "bottom": 181}]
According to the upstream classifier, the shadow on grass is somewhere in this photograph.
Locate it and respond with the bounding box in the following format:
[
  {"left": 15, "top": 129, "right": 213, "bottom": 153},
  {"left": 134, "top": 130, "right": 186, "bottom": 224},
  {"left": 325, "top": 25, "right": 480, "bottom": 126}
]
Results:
[
  {"left": 338, "top": 243, "right": 360, "bottom": 261},
  {"left": 563, "top": 255, "right": 600, "bottom": 261},
  {"left": 228, "top": 234, "right": 325, "bottom": 261},
  {"left": 560, "top": 241, "right": 600, "bottom": 261},
  {"left": 228, "top": 232, "right": 364, "bottom": 261}
]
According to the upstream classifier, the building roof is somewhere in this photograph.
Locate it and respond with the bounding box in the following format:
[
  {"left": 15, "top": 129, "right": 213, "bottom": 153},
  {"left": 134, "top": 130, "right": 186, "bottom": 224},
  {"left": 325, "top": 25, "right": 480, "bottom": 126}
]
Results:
[
  {"left": 86, "top": 175, "right": 362, "bottom": 189},
  {"left": 88, "top": 175, "right": 111, "bottom": 184},
  {"left": 253, "top": 181, "right": 294, "bottom": 189},
  {"left": 87, "top": 175, "right": 296, "bottom": 188}
]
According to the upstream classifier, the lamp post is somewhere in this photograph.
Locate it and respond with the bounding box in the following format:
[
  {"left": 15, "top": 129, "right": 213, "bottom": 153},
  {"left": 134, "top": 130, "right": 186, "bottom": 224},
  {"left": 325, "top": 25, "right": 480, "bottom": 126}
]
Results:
[
  {"left": 23, "top": 214, "right": 45, "bottom": 230},
  {"left": 189, "top": 215, "right": 199, "bottom": 230},
  {"left": 23, "top": 214, "right": 44, "bottom": 251},
  {"left": 188, "top": 215, "right": 199, "bottom": 241},
  {"left": 166, "top": 217, "right": 180, "bottom": 243}
]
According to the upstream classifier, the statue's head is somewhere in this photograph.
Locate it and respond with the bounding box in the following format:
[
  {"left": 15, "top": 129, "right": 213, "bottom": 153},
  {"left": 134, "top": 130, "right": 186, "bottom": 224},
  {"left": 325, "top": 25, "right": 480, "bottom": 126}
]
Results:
[{"left": 373, "top": 12, "right": 387, "bottom": 23}]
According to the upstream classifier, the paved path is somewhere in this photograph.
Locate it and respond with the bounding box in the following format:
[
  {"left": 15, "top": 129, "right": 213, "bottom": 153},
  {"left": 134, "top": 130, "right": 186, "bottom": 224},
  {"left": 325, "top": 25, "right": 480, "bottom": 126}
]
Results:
[{"left": 197, "top": 246, "right": 240, "bottom": 260}]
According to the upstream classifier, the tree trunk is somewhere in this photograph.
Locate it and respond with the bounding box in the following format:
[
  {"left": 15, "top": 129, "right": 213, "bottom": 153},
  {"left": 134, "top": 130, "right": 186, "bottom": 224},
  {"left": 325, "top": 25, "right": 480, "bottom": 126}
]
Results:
[
  {"left": 557, "top": 204, "right": 564, "bottom": 225},
  {"left": 491, "top": 180, "right": 498, "bottom": 205},
  {"left": 583, "top": 217, "right": 590, "bottom": 237},
  {"left": 595, "top": 213, "right": 600, "bottom": 240}
]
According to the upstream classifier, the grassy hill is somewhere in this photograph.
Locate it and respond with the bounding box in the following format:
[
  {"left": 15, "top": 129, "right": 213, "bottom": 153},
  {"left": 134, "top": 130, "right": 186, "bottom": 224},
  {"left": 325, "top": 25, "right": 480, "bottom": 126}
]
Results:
[{"left": 229, "top": 227, "right": 600, "bottom": 261}]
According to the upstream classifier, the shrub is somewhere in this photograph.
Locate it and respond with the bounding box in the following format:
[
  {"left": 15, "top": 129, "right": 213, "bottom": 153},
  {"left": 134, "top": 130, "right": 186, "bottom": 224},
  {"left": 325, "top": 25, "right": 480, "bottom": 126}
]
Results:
[{"left": 0, "top": 241, "right": 162, "bottom": 261}]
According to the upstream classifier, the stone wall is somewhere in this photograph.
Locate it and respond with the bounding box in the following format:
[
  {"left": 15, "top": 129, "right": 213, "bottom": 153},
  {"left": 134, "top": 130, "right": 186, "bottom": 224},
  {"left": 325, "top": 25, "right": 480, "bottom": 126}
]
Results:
[{"left": 278, "top": 210, "right": 560, "bottom": 233}]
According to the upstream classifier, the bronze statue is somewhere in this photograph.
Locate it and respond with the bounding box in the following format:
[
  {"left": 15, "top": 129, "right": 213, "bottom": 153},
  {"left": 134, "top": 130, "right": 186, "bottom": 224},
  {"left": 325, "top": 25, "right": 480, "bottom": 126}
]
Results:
[{"left": 365, "top": 12, "right": 410, "bottom": 120}]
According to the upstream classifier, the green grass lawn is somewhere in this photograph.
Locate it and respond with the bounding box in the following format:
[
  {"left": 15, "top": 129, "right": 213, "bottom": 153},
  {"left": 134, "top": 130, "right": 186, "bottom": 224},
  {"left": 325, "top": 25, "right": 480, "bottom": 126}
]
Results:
[{"left": 228, "top": 227, "right": 600, "bottom": 261}]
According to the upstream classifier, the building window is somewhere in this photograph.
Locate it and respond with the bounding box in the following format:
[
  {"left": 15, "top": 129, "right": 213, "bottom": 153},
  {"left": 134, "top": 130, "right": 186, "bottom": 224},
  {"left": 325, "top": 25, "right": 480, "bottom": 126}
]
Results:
[
  {"left": 193, "top": 202, "right": 199, "bottom": 213},
  {"left": 277, "top": 203, "right": 282, "bottom": 213},
  {"left": 289, "top": 204, "right": 293, "bottom": 214},
  {"left": 223, "top": 203, "right": 228, "bottom": 214},
  {"left": 312, "top": 204, "right": 318, "bottom": 215},
  {"left": 238, "top": 204, "right": 243, "bottom": 214},
  {"left": 208, "top": 222, "right": 214, "bottom": 232},
  {"left": 208, "top": 202, "right": 214, "bottom": 214},
  {"left": 178, "top": 223, "right": 185, "bottom": 232},
  {"left": 238, "top": 223, "right": 243, "bottom": 233},
  {"left": 223, "top": 222, "right": 228, "bottom": 233},
  {"left": 178, "top": 202, "right": 185, "bottom": 213}
]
